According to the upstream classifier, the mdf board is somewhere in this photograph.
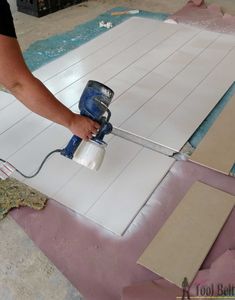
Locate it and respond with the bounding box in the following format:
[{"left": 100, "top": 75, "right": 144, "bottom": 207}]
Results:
[
  {"left": 190, "top": 94, "right": 235, "bottom": 174},
  {"left": 138, "top": 182, "right": 235, "bottom": 287}
]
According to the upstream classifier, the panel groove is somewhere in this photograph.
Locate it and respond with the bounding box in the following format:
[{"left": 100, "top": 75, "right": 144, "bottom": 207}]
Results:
[
  {"left": 44, "top": 21, "right": 165, "bottom": 94},
  {"left": 150, "top": 46, "right": 235, "bottom": 150},
  {"left": 0, "top": 92, "right": 16, "bottom": 112},
  {"left": 41, "top": 19, "right": 153, "bottom": 83},
  {"left": 49, "top": 24, "right": 180, "bottom": 96},
  {"left": 0, "top": 101, "right": 30, "bottom": 135},
  {"left": 84, "top": 143, "right": 144, "bottom": 214},
  {"left": 112, "top": 32, "right": 221, "bottom": 128},
  {"left": 150, "top": 39, "right": 235, "bottom": 130},
  {"left": 33, "top": 17, "right": 155, "bottom": 81},
  {"left": 105, "top": 28, "right": 204, "bottom": 103}
]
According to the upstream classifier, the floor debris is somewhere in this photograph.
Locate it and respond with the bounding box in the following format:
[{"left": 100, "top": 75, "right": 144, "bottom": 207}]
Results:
[{"left": 0, "top": 178, "right": 47, "bottom": 220}]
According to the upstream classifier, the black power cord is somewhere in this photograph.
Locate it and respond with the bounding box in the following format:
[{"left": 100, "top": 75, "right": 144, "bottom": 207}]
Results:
[{"left": 0, "top": 149, "right": 62, "bottom": 179}]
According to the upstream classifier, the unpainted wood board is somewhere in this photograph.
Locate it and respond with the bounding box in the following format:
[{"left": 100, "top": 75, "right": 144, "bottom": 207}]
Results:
[
  {"left": 138, "top": 182, "right": 235, "bottom": 287},
  {"left": 190, "top": 94, "right": 235, "bottom": 174}
]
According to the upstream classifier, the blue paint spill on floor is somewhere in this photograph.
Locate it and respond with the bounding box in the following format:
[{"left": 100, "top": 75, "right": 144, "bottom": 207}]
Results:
[
  {"left": 189, "top": 82, "right": 235, "bottom": 175},
  {"left": 23, "top": 7, "right": 168, "bottom": 71}
]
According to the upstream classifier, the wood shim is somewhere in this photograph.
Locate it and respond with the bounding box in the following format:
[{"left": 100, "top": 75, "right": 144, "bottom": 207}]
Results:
[
  {"left": 190, "top": 94, "right": 235, "bottom": 174},
  {"left": 137, "top": 182, "right": 235, "bottom": 287}
]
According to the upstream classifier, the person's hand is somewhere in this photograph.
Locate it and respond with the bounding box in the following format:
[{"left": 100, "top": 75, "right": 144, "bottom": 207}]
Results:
[{"left": 69, "top": 113, "right": 100, "bottom": 140}]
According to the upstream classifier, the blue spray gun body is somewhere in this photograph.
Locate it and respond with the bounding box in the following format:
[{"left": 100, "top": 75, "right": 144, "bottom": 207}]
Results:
[{"left": 61, "top": 81, "right": 114, "bottom": 167}]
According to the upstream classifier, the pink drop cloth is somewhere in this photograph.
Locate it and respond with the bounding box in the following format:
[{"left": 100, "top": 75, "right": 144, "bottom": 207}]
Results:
[
  {"left": 169, "top": 0, "right": 235, "bottom": 34},
  {"left": 10, "top": 160, "right": 235, "bottom": 300}
]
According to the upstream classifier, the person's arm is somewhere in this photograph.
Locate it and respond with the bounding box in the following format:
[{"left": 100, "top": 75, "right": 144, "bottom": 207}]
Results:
[{"left": 0, "top": 34, "right": 100, "bottom": 140}]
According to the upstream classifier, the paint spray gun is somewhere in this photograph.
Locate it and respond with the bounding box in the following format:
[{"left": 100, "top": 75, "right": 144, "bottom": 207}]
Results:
[
  {"left": 0, "top": 79, "right": 188, "bottom": 180},
  {"left": 0, "top": 80, "right": 114, "bottom": 180},
  {"left": 60, "top": 80, "right": 114, "bottom": 170}
]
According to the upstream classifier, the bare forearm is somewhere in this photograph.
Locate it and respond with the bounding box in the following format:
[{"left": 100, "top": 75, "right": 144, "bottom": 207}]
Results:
[
  {"left": 0, "top": 35, "right": 100, "bottom": 139},
  {"left": 9, "top": 75, "right": 74, "bottom": 129}
]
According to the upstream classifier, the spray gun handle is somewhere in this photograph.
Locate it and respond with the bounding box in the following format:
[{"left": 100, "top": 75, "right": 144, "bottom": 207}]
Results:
[
  {"left": 61, "top": 135, "right": 82, "bottom": 159},
  {"left": 94, "top": 122, "right": 113, "bottom": 142}
]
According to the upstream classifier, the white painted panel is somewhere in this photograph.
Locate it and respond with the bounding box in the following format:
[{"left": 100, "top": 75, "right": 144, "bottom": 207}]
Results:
[
  {"left": 0, "top": 101, "right": 30, "bottom": 135},
  {"left": 102, "top": 28, "right": 205, "bottom": 104},
  {"left": 54, "top": 137, "right": 141, "bottom": 214},
  {"left": 26, "top": 155, "right": 82, "bottom": 198},
  {"left": 0, "top": 113, "right": 51, "bottom": 159},
  {"left": 78, "top": 24, "right": 198, "bottom": 86},
  {"left": 94, "top": 24, "right": 181, "bottom": 78},
  {"left": 119, "top": 32, "right": 235, "bottom": 146},
  {"left": 104, "top": 30, "right": 210, "bottom": 103},
  {"left": 108, "top": 31, "right": 218, "bottom": 128},
  {"left": 131, "top": 25, "right": 201, "bottom": 72},
  {"left": 33, "top": 17, "right": 156, "bottom": 81},
  {"left": 0, "top": 92, "right": 15, "bottom": 111},
  {"left": 87, "top": 149, "right": 174, "bottom": 235},
  {"left": 52, "top": 23, "right": 199, "bottom": 109},
  {"left": 44, "top": 19, "right": 165, "bottom": 94},
  {"left": 8, "top": 124, "right": 70, "bottom": 175},
  {"left": 150, "top": 48, "right": 235, "bottom": 150}
]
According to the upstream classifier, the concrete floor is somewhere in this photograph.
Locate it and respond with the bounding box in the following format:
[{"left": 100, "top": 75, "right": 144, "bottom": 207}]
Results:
[
  {"left": 0, "top": 217, "right": 83, "bottom": 300},
  {"left": 1, "top": 0, "right": 235, "bottom": 299}
]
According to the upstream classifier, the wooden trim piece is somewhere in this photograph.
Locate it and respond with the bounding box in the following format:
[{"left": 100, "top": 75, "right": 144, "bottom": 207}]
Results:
[
  {"left": 137, "top": 182, "right": 235, "bottom": 287},
  {"left": 190, "top": 94, "right": 235, "bottom": 174}
]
